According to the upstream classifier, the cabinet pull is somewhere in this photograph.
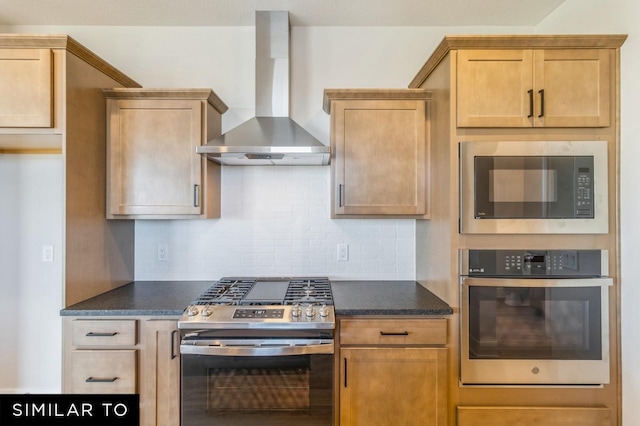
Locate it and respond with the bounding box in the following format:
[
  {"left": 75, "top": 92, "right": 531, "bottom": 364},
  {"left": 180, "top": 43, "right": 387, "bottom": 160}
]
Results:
[
  {"left": 171, "top": 329, "right": 178, "bottom": 360},
  {"left": 538, "top": 89, "right": 545, "bottom": 118},
  {"left": 193, "top": 184, "right": 200, "bottom": 207},
  {"left": 380, "top": 331, "right": 409, "bottom": 336},
  {"left": 344, "top": 358, "right": 348, "bottom": 388},
  {"left": 527, "top": 89, "right": 534, "bottom": 118},
  {"left": 85, "top": 332, "right": 118, "bottom": 337},
  {"left": 338, "top": 184, "right": 344, "bottom": 208},
  {"left": 86, "top": 377, "right": 118, "bottom": 383}
]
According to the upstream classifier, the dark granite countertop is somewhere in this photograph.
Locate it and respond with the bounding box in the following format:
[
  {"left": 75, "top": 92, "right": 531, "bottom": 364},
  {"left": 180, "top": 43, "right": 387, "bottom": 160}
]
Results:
[
  {"left": 60, "top": 280, "right": 452, "bottom": 317},
  {"left": 331, "top": 280, "right": 452, "bottom": 316},
  {"left": 60, "top": 281, "right": 213, "bottom": 316}
]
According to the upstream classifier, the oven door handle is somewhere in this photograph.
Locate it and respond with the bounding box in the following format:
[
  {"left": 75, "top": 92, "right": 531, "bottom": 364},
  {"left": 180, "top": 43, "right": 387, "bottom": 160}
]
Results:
[
  {"left": 180, "top": 339, "right": 334, "bottom": 356},
  {"left": 462, "top": 277, "right": 613, "bottom": 288}
]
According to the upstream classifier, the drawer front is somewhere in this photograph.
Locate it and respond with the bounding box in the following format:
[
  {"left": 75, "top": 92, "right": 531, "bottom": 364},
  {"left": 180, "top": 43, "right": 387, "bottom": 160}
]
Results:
[
  {"left": 72, "top": 319, "right": 137, "bottom": 347},
  {"left": 69, "top": 350, "right": 136, "bottom": 394},
  {"left": 340, "top": 318, "right": 447, "bottom": 346},
  {"left": 457, "top": 406, "right": 611, "bottom": 426}
]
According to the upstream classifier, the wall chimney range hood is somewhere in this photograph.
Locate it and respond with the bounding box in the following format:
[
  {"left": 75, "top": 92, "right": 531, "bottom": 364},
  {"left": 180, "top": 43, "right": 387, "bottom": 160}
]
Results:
[{"left": 196, "top": 11, "right": 330, "bottom": 165}]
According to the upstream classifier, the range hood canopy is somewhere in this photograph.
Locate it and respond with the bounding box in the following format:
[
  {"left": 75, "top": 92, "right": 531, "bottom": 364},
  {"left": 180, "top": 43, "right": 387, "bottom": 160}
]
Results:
[{"left": 197, "top": 11, "right": 330, "bottom": 166}]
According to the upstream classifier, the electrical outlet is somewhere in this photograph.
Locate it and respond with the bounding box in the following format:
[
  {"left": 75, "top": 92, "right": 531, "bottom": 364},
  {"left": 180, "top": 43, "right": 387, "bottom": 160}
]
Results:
[
  {"left": 42, "top": 245, "right": 54, "bottom": 262},
  {"left": 157, "top": 243, "right": 169, "bottom": 262},
  {"left": 337, "top": 244, "right": 349, "bottom": 262}
]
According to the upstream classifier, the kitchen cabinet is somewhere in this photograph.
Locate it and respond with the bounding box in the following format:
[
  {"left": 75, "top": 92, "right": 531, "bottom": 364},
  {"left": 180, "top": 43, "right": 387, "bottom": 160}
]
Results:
[
  {"left": 410, "top": 34, "right": 625, "bottom": 426},
  {"left": 0, "top": 35, "right": 138, "bottom": 307},
  {"left": 338, "top": 318, "right": 447, "bottom": 426},
  {"left": 63, "top": 317, "right": 181, "bottom": 426},
  {"left": 141, "top": 320, "right": 180, "bottom": 426},
  {"left": 0, "top": 48, "right": 53, "bottom": 128},
  {"left": 323, "top": 89, "right": 431, "bottom": 218},
  {"left": 63, "top": 318, "right": 138, "bottom": 394},
  {"left": 104, "top": 89, "right": 228, "bottom": 219},
  {"left": 456, "top": 48, "right": 611, "bottom": 127}
]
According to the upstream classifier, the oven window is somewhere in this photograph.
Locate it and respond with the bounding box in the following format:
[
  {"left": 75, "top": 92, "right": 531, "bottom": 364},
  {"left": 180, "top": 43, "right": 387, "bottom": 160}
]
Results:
[
  {"left": 474, "top": 156, "right": 579, "bottom": 219},
  {"left": 467, "top": 286, "right": 602, "bottom": 360},
  {"left": 182, "top": 354, "right": 333, "bottom": 425}
]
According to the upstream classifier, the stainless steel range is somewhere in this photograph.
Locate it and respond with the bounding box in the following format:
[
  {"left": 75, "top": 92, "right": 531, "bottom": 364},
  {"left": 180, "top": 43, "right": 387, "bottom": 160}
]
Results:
[{"left": 179, "top": 277, "right": 335, "bottom": 425}]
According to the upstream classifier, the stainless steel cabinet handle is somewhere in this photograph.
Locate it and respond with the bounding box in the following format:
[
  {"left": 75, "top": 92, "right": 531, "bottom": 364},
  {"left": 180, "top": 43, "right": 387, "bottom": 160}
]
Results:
[
  {"left": 85, "top": 332, "right": 118, "bottom": 337},
  {"left": 527, "top": 89, "right": 534, "bottom": 118},
  {"left": 193, "top": 184, "right": 200, "bottom": 207},
  {"left": 86, "top": 377, "right": 118, "bottom": 383},
  {"left": 380, "top": 331, "right": 409, "bottom": 336},
  {"left": 338, "top": 184, "right": 343, "bottom": 208}
]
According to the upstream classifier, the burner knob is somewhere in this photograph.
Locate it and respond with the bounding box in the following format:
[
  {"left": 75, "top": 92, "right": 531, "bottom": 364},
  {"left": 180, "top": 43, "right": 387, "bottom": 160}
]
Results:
[
  {"left": 318, "top": 304, "right": 329, "bottom": 318},
  {"left": 291, "top": 304, "right": 301, "bottom": 318},
  {"left": 305, "top": 305, "right": 316, "bottom": 318},
  {"left": 201, "top": 305, "right": 213, "bottom": 317},
  {"left": 186, "top": 306, "right": 200, "bottom": 316}
]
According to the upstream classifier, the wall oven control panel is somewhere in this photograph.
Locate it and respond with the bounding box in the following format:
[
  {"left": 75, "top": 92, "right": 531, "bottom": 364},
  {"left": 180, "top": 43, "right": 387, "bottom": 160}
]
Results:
[{"left": 462, "top": 249, "right": 608, "bottom": 277}]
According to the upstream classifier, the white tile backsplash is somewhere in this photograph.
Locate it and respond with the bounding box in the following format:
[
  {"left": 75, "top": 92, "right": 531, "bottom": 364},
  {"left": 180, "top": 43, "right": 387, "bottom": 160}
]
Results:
[{"left": 135, "top": 166, "right": 416, "bottom": 280}]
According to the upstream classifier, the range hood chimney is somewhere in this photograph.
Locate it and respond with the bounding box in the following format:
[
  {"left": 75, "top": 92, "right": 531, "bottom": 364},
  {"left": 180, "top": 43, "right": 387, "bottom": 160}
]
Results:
[{"left": 196, "top": 11, "right": 330, "bottom": 165}]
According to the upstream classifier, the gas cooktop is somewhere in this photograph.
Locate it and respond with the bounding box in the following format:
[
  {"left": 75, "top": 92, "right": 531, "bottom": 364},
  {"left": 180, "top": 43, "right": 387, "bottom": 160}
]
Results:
[{"left": 178, "top": 277, "right": 335, "bottom": 330}]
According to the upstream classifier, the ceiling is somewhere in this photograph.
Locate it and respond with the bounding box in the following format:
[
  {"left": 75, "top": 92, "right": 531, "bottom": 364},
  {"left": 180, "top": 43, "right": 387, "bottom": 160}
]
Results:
[{"left": 0, "top": 0, "right": 566, "bottom": 27}]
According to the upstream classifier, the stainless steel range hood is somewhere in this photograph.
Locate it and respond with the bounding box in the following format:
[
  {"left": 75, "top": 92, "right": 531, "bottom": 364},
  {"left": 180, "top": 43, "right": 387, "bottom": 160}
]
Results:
[{"left": 197, "top": 11, "right": 330, "bottom": 165}]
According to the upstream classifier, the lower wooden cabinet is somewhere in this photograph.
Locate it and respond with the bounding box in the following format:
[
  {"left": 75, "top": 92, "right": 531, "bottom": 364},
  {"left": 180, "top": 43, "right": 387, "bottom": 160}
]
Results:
[
  {"left": 63, "top": 317, "right": 181, "bottom": 426},
  {"left": 64, "top": 318, "right": 139, "bottom": 394},
  {"left": 141, "top": 320, "right": 180, "bottom": 426},
  {"left": 338, "top": 318, "right": 448, "bottom": 426}
]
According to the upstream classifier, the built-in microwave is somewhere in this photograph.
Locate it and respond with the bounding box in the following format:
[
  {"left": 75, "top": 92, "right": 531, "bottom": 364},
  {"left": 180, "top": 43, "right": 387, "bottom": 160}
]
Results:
[{"left": 460, "top": 140, "right": 608, "bottom": 234}]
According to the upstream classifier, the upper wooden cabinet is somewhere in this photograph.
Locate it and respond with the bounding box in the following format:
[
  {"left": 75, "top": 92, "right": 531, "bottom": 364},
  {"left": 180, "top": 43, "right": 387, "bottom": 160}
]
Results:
[
  {"left": 104, "top": 89, "right": 228, "bottom": 219},
  {"left": 0, "top": 48, "right": 53, "bottom": 128},
  {"left": 410, "top": 35, "right": 626, "bottom": 129},
  {"left": 323, "top": 89, "right": 431, "bottom": 218},
  {"left": 457, "top": 48, "right": 611, "bottom": 127}
]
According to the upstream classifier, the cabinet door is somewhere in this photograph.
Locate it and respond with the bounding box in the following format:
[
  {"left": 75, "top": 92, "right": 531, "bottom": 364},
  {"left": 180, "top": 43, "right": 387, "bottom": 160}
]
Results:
[
  {"left": 0, "top": 48, "right": 53, "bottom": 127},
  {"left": 107, "top": 99, "right": 203, "bottom": 216},
  {"left": 457, "top": 49, "right": 534, "bottom": 127},
  {"left": 534, "top": 49, "right": 610, "bottom": 127},
  {"left": 340, "top": 347, "right": 447, "bottom": 426},
  {"left": 142, "top": 321, "right": 180, "bottom": 426},
  {"left": 333, "top": 100, "right": 427, "bottom": 215}
]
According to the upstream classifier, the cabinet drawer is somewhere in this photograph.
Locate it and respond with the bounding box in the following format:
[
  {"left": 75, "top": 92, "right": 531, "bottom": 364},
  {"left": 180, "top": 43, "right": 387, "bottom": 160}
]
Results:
[
  {"left": 457, "top": 406, "right": 611, "bottom": 426},
  {"left": 69, "top": 350, "right": 136, "bottom": 394},
  {"left": 340, "top": 318, "right": 447, "bottom": 345},
  {"left": 72, "top": 320, "right": 137, "bottom": 347}
]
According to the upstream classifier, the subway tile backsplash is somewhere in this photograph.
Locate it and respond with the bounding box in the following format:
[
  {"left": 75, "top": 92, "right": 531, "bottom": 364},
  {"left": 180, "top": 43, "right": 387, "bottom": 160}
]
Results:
[{"left": 135, "top": 166, "right": 415, "bottom": 280}]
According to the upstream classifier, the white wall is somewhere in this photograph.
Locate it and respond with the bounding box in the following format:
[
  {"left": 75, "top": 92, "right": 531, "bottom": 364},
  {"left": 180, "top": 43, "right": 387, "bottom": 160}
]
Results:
[
  {"left": 0, "top": 155, "right": 63, "bottom": 393},
  {"left": 537, "top": 1, "right": 640, "bottom": 423}
]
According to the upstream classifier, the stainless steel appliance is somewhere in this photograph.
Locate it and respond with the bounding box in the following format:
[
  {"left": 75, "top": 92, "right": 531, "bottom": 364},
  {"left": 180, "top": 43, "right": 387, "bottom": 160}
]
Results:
[
  {"left": 196, "top": 11, "right": 330, "bottom": 166},
  {"left": 460, "top": 249, "right": 612, "bottom": 385},
  {"left": 459, "top": 140, "right": 608, "bottom": 234},
  {"left": 178, "top": 277, "right": 335, "bottom": 425}
]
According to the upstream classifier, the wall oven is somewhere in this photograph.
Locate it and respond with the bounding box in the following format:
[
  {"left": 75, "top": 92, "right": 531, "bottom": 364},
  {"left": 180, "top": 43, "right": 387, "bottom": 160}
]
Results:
[
  {"left": 460, "top": 140, "right": 608, "bottom": 234},
  {"left": 460, "top": 249, "right": 612, "bottom": 385},
  {"left": 179, "top": 277, "right": 335, "bottom": 425}
]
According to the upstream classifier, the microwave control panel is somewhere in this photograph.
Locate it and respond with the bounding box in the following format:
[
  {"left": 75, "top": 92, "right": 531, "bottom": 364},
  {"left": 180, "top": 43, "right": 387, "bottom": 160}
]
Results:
[
  {"left": 574, "top": 157, "right": 595, "bottom": 218},
  {"left": 463, "top": 249, "right": 606, "bottom": 277}
]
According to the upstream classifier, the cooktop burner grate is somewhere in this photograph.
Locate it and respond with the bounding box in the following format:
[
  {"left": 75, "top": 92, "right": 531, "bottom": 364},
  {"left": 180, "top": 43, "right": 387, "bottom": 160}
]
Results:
[{"left": 190, "top": 277, "right": 333, "bottom": 306}]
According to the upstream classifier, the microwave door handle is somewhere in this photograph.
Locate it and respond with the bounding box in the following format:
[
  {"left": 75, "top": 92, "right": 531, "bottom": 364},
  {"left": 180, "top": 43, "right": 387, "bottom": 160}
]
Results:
[
  {"left": 462, "top": 277, "right": 613, "bottom": 288},
  {"left": 180, "top": 339, "right": 335, "bottom": 356}
]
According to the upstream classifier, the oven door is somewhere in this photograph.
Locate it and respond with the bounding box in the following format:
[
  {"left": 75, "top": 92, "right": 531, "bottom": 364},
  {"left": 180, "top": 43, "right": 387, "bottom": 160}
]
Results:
[
  {"left": 461, "top": 276, "right": 612, "bottom": 385},
  {"left": 459, "top": 140, "right": 608, "bottom": 234},
  {"left": 181, "top": 334, "right": 334, "bottom": 426}
]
